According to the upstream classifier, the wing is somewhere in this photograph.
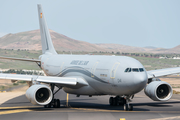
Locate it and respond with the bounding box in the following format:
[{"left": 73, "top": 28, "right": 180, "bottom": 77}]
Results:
[
  {"left": 147, "top": 67, "right": 180, "bottom": 79},
  {"left": 0, "top": 56, "right": 40, "bottom": 62},
  {"left": 0, "top": 73, "right": 88, "bottom": 87}
]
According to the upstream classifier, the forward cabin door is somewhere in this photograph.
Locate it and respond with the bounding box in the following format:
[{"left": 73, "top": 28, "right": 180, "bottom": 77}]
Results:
[
  {"left": 110, "top": 62, "right": 120, "bottom": 79},
  {"left": 110, "top": 62, "right": 120, "bottom": 87}
]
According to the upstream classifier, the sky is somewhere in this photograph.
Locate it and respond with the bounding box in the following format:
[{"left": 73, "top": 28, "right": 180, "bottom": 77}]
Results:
[{"left": 0, "top": 0, "right": 180, "bottom": 48}]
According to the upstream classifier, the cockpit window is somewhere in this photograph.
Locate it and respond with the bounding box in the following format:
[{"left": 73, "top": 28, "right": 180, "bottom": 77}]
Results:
[
  {"left": 125, "top": 68, "right": 144, "bottom": 72},
  {"left": 124, "top": 68, "right": 129, "bottom": 72},
  {"left": 139, "top": 68, "right": 144, "bottom": 72},
  {"left": 132, "top": 68, "right": 139, "bottom": 72}
]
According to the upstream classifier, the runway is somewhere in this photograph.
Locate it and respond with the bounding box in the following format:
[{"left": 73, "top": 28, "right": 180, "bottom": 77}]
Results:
[{"left": 1, "top": 90, "right": 180, "bottom": 120}]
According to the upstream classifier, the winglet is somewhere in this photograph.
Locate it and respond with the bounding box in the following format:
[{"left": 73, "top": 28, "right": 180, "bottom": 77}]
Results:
[{"left": 37, "top": 4, "right": 57, "bottom": 54}]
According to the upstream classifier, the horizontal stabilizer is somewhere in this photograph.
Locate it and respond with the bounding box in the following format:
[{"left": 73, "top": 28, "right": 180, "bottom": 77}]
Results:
[{"left": 0, "top": 56, "right": 40, "bottom": 62}]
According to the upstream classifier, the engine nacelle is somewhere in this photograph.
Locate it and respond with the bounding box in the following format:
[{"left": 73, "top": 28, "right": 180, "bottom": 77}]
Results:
[
  {"left": 144, "top": 81, "right": 172, "bottom": 101},
  {"left": 26, "top": 84, "right": 52, "bottom": 105}
]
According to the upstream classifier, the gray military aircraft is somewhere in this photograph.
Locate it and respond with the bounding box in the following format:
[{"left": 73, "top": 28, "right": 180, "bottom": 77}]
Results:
[{"left": 0, "top": 4, "right": 179, "bottom": 111}]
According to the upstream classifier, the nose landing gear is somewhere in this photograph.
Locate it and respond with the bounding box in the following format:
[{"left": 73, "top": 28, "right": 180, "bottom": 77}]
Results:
[{"left": 109, "top": 95, "right": 133, "bottom": 111}]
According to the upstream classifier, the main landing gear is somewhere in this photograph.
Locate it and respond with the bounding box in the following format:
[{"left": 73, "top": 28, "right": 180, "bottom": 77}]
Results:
[
  {"left": 44, "top": 84, "right": 61, "bottom": 108},
  {"left": 109, "top": 95, "right": 133, "bottom": 111}
]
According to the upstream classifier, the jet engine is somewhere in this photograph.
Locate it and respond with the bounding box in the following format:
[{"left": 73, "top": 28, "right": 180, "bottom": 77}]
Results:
[
  {"left": 26, "top": 84, "right": 53, "bottom": 105},
  {"left": 144, "top": 81, "right": 172, "bottom": 101}
]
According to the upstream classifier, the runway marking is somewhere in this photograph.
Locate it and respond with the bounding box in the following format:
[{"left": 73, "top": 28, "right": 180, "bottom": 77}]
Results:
[
  {"left": 0, "top": 109, "right": 32, "bottom": 115},
  {"left": 147, "top": 116, "right": 180, "bottom": 120},
  {"left": 70, "top": 107, "right": 148, "bottom": 112},
  {"left": 120, "top": 118, "right": 126, "bottom": 120},
  {"left": 0, "top": 106, "right": 38, "bottom": 110},
  {"left": 66, "top": 93, "right": 69, "bottom": 107},
  {"left": 70, "top": 107, "right": 180, "bottom": 113}
]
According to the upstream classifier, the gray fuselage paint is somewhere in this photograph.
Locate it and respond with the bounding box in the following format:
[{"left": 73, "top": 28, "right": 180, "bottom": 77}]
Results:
[{"left": 40, "top": 54, "right": 148, "bottom": 96}]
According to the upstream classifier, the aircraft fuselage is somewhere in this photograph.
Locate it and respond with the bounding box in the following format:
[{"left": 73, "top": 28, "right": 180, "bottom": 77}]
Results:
[{"left": 40, "top": 54, "right": 148, "bottom": 96}]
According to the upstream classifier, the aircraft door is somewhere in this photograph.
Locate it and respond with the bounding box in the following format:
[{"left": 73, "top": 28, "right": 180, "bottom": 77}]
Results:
[{"left": 110, "top": 62, "right": 120, "bottom": 79}]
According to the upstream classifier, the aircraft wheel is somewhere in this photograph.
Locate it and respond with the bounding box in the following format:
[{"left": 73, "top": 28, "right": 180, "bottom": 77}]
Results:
[
  {"left": 44, "top": 102, "right": 52, "bottom": 108},
  {"left": 129, "top": 104, "right": 133, "bottom": 111},
  {"left": 53, "top": 99, "right": 58, "bottom": 108},
  {"left": 44, "top": 105, "right": 48, "bottom": 108},
  {"left": 124, "top": 104, "right": 129, "bottom": 111},
  {"left": 57, "top": 99, "right": 60, "bottom": 108},
  {"left": 109, "top": 97, "right": 113, "bottom": 106},
  {"left": 112, "top": 98, "right": 117, "bottom": 106},
  {"left": 118, "top": 98, "right": 124, "bottom": 106},
  {"left": 115, "top": 97, "right": 119, "bottom": 106},
  {"left": 53, "top": 99, "right": 60, "bottom": 108},
  {"left": 123, "top": 98, "right": 126, "bottom": 104}
]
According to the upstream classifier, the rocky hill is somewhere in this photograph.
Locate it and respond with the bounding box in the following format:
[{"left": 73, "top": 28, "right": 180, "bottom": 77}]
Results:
[
  {"left": 0, "top": 29, "right": 179, "bottom": 53},
  {"left": 0, "top": 30, "right": 106, "bottom": 52}
]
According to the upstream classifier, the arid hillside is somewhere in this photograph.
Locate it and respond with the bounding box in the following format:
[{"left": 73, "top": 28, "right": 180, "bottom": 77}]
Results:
[
  {"left": 0, "top": 29, "right": 179, "bottom": 53},
  {"left": 0, "top": 29, "right": 106, "bottom": 52}
]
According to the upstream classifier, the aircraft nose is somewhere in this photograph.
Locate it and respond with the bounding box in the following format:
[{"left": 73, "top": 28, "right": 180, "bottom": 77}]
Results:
[
  {"left": 133, "top": 73, "right": 148, "bottom": 92},
  {"left": 137, "top": 73, "right": 148, "bottom": 84}
]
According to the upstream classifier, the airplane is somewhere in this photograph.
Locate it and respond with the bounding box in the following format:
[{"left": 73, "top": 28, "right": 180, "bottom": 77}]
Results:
[{"left": 0, "top": 4, "right": 180, "bottom": 111}]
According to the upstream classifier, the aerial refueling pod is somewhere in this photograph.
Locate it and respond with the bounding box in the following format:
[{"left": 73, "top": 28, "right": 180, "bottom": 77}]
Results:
[
  {"left": 144, "top": 81, "right": 172, "bottom": 101},
  {"left": 26, "top": 84, "right": 52, "bottom": 105}
]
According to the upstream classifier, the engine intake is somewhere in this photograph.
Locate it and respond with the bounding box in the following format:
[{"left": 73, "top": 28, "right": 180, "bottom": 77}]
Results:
[
  {"left": 26, "top": 84, "right": 52, "bottom": 105},
  {"left": 144, "top": 81, "right": 172, "bottom": 101}
]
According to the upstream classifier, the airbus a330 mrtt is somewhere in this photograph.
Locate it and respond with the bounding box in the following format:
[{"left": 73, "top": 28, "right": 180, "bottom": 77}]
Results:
[{"left": 0, "top": 4, "right": 180, "bottom": 111}]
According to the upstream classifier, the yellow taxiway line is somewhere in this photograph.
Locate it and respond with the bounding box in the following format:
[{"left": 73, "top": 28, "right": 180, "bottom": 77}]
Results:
[
  {"left": 0, "top": 106, "right": 37, "bottom": 110},
  {"left": 66, "top": 93, "right": 69, "bottom": 107},
  {"left": 0, "top": 109, "right": 32, "bottom": 115}
]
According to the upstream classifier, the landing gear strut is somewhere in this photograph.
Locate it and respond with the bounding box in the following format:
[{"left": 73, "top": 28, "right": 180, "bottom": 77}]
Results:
[
  {"left": 123, "top": 98, "right": 133, "bottom": 111},
  {"left": 44, "top": 84, "right": 61, "bottom": 108},
  {"left": 109, "top": 95, "right": 133, "bottom": 111}
]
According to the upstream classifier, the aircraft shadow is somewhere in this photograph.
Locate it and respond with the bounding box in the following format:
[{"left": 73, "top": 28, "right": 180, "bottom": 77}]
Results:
[{"left": 133, "top": 101, "right": 180, "bottom": 107}]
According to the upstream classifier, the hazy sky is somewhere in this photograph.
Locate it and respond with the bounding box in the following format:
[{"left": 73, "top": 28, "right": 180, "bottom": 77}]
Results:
[{"left": 0, "top": 0, "right": 180, "bottom": 48}]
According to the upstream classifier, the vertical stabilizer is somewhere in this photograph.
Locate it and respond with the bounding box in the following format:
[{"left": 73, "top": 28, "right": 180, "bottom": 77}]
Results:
[{"left": 37, "top": 4, "right": 57, "bottom": 54}]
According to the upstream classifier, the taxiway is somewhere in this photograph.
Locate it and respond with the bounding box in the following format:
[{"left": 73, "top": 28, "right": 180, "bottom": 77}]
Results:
[{"left": 1, "top": 90, "right": 180, "bottom": 120}]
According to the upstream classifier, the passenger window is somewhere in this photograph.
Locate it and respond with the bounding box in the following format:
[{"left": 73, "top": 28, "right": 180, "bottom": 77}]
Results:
[
  {"left": 132, "top": 68, "right": 139, "bottom": 72},
  {"left": 125, "top": 68, "right": 129, "bottom": 72},
  {"left": 139, "top": 68, "right": 144, "bottom": 72}
]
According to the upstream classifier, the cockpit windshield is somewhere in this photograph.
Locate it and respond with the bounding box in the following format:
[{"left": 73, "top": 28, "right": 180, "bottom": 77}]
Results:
[
  {"left": 125, "top": 68, "right": 129, "bottom": 72},
  {"left": 139, "top": 68, "right": 144, "bottom": 72},
  {"left": 124, "top": 68, "right": 144, "bottom": 72},
  {"left": 132, "top": 68, "right": 139, "bottom": 72}
]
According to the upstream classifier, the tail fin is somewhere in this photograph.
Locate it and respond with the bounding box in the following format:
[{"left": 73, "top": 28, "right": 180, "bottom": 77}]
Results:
[{"left": 37, "top": 4, "right": 57, "bottom": 54}]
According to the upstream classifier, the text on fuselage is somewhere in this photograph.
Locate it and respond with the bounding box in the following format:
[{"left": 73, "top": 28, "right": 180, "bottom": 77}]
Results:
[{"left": 71, "top": 60, "right": 89, "bottom": 65}]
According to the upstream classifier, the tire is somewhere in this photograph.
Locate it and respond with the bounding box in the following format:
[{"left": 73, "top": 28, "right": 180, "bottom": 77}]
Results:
[
  {"left": 48, "top": 103, "right": 51, "bottom": 108},
  {"left": 129, "top": 104, "right": 133, "bottom": 111},
  {"left": 112, "top": 98, "right": 117, "bottom": 106},
  {"left": 119, "top": 98, "right": 124, "bottom": 106},
  {"left": 53, "top": 99, "right": 58, "bottom": 108},
  {"left": 124, "top": 104, "right": 129, "bottom": 111},
  {"left": 109, "top": 97, "right": 113, "bottom": 106},
  {"left": 123, "top": 98, "right": 126, "bottom": 104},
  {"left": 44, "top": 105, "right": 48, "bottom": 108},
  {"left": 115, "top": 97, "right": 119, "bottom": 106},
  {"left": 57, "top": 99, "right": 60, "bottom": 108}
]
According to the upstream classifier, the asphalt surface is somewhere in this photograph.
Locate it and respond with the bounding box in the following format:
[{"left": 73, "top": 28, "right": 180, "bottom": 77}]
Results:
[{"left": 1, "top": 89, "right": 180, "bottom": 120}]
